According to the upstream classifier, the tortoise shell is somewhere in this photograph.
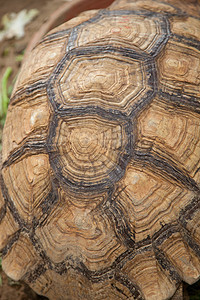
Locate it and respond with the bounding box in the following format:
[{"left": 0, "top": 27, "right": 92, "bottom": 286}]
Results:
[{"left": 0, "top": 0, "right": 200, "bottom": 299}]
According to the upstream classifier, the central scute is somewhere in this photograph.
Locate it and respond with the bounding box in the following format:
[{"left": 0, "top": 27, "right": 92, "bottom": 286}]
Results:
[
  {"left": 74, "top": 128, "right": 97, "bottom": 149},
  {"left": 58, "top": 55, "right": 144, "bottom": 109},
  {"left": 48, "top": 115, "right": 132, "bottom": 192},
  {"left": 52, "top": 52, "right": 153, "bottom": 116}
]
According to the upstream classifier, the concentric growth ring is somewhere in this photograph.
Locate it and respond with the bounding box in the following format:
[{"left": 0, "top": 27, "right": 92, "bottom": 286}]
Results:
[
  {"left": 47, "top": 47, "right": 156, "bottom": 117},
  {"left": 47, "top": 115, "right": 134, "bottom": 192},
  {"left": 45, "top": 8, "right": 171, "bottom": 192}
]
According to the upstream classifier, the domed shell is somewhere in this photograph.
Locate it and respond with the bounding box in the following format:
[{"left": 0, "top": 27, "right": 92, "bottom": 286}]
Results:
[{"left": 0, "top": 0, "right": 200, "bottom": 299}]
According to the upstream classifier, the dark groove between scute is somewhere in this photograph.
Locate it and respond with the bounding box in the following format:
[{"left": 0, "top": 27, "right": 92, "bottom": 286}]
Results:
[
  {"left": 153, "top": 246, "right": 181, "bottom": 283},
  {"left": 115, "top": 272, "right": 144, "bottom": 299},
  {"left": 133, "top": 149, "right": 199, "bottom": 192},
  {"left": 1, "top": 230, "right": 21, "bottom": 256},
  {"left": 0, "top": 203, "right": 6, "bottom": 223},
  {"left": 0, "top": 175, "right": 24, "bottom": 229},
  {"left": 10, "top": 80, "right": 47, "bottom": 106},
  {"left": 179, "top": 196, "right": 200, "bottom": 227},
  {"left": 172, "top": 34, "right": 200, "bottom": 51},
  {"left": 2, "top": 140, "right": 48, "bottom": 169},
  {"left": 26, "top": 262, "right": 47, "bottom": 283},
  {"left": 159, "top": 89, "right": 200, "bottom": 114},
  {"left": 39, "top": 29, "right": 71, "bottom": 45},
  {"left": 180, "top": 226, "right": 200, "bottom": 258}
]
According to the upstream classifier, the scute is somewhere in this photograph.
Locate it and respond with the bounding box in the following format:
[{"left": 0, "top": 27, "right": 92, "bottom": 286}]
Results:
[
  {"left": 114, "top": 165, "right": 196, "bottom": 241},
  {"left": 121, "top": 248, "right": 178, "bottom": 300},
  {"left": 27, "top": 269, "right": 143, "bottom": 300},
  {"left": 158, "top": 40, "right": 200, "bottom": 98},
  {"left": 0, "top": 0, "right": 200, "bottom": 299},
  {"left": 73, "top": 11, "right": 169, "bottom": 54},
  {"left": 0, "top": 208, "right": 19, "bottom": 250},
  {"left": 2, "top": 93, "right": 50, "bottom": 163},
  {"left": 12, "top": 35, "right": 68, "bottom": 95},
  {"left": 35, "top": 189, "right": 127, "bottom": 270},
  {"left": 170, "top": 16, "right": 200, "bottom": 41},
  {"left": 156, "top": 231, "right": 200, "bottom": 284},
  {"left": 184, "top": 207, "right": 200, "bottom": 248},
  {"left": 2, "top": 154, "right": 51, "bottom": 224},
  {"left": 137, "top": 98, "right": 200, "bottom": 184},
  {"left": 48, "top": 114, "right": 132, "bottom": 191},
  {"left": 2, "top": 234, "right": 42, "bottom": 281},
  {"left": 50, "top": 51, "right": 155, "bottom": 116},
  {"left": 109, "top": 0, "right": 180, "bottom": 13}
]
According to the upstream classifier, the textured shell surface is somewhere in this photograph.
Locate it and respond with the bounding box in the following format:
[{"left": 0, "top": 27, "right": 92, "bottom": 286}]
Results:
[{"left": 0, "top": 0, "right": 200, "bottom": 299}]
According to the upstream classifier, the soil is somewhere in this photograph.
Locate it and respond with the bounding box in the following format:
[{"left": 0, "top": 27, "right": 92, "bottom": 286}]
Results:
[{"left": 0, "top": 0, "right": 200, "bottom": 299}]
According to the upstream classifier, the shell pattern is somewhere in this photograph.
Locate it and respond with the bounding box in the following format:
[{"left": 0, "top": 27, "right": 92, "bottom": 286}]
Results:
[{"left": 0, "top": 0, "right": 200, "bottom": 299}]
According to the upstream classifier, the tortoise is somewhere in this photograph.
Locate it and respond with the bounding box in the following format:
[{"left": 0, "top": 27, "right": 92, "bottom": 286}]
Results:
[{"left": 0, "top": 0, "right": 200, "bottom": 299}]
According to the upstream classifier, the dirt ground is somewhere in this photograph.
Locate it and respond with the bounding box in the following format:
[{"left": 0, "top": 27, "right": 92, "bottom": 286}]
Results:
[
  {"left": 0, "top": 0, "right": 200, "bottom": 299},
  {"left": 0, "top": 0, "right": 69, "bottom": 83}
]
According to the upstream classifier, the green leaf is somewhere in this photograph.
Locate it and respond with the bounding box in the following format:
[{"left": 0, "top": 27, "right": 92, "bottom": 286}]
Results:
[{"left": 0, "top": 66, "right": 12, "bottom": 124}]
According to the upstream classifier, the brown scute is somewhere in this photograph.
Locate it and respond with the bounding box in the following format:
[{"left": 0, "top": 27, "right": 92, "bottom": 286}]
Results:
[
  {"left": 47, "top": 114, "right": 132, "bottom": 192},
  {"left": 2, "top": 234, "right": 43, "bottom": 281},
  {"left": 0, "top": 208, "right": 20, "bottom": 251},
  {"left": 0, "top": 0, "right": 200, "bottom": 299},
  {"left": 2, "top": 155, "right": 52, "bottom": 224},
  {"left": 137, "top": 98, "right": 200, "bottom": 184},
  {"left": 158, "top": 40, "right": 200, "bottom": 98},
  {"left": 2, "top": 93, "right": 51, "bottom": 164},
  {"left": 170, "top": 16, "right": 200, "bottom": 41}
]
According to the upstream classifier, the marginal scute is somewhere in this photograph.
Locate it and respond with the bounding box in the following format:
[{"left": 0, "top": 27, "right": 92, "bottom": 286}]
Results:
[
  {"left": 0, "top": 208, "right": 19, "bottom": 250},
  {"left": 2, "top": 234, "right": 42, "bottom": 281},
  {"left": 45, "top": 9, "right": 99, "bottom": 37},
  {"left": 89, "top": 274, "right": 141, "bottom": 300},
  {"left": 157, "top": 231, "right": 200, "bottom": 284},
  {"left": 166, "top": 0, "right": 200, "bottom": 18},
  {"left": 31, "top": 269, "right": 92, "bottom": 300},
  {"left": 2, "top": 154, "right": 51, "bottom": 223},
  {"left": 36, "top": 189, "right": 127, "bottom": 270},
  {"left": 28, "top": 270, "right": 93, "bottom": 300},
  {"left": 26, "top": 269, "right": 52, "bottom": 296},
  {"left": 183, "top": 209, "right": 200, "bottom": 249},
  {"left": 121, "top": 247, "right": 177, "bottom": 300},
  {"left": 28, "top": 268, "right": 142, "bottom": 300},
  {"left": 0, "top": 185, "right": 4, "bottom": 210},
  {"left": 12, "top": 35, "right": 68, "bottom": 95},
  {"left": 2, "top": 94, "right": 50, "bottom": 163},
  {"left": 116, "top": 0, "right": 200, "bottom": 17}
]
